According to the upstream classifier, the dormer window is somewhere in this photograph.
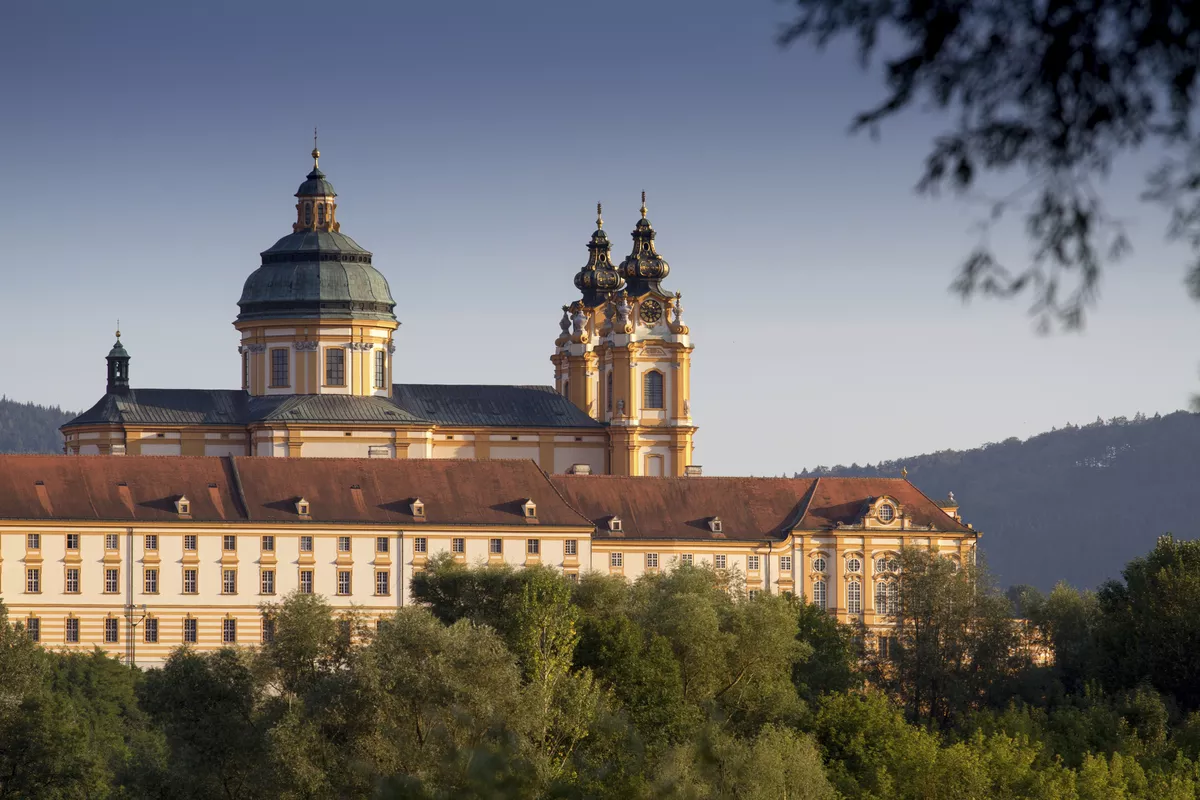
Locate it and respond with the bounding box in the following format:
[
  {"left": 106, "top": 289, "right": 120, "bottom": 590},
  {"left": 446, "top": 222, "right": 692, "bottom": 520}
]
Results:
[
  {"left": 175, "top": 496, "right": 191, "bottom": 516},
  {"left": 878, "top": 503, "right": 895, "bottom": 523},
  {"left": 608, "top": 516, "right": 622, "bottom": 533},
  {"left": 522, "top": 499, "right": 537, "bottom": 519},
  {"left": 296, "top": 498, "right": 310, "bottom": 517},
  {"left": 708, "top": 516, "right": 723, "bottom": 534},
  {"left": 410, "top": 499, "right": 425, "bottom": 518}
]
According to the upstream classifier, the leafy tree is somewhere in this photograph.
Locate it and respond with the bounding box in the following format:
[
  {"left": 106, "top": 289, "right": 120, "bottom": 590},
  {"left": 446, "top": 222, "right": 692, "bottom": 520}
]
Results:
[
  {"left": 793, "top": 598, "right": 860, "bottom": 702},
  {"left": 780, "top": 0, "right": 1200, "bottom": 331}
]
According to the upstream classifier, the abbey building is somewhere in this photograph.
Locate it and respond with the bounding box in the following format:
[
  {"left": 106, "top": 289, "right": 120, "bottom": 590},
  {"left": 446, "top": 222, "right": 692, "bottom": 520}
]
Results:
[{"left": 62, "top": 148, "right": 695, "bottom": 476}]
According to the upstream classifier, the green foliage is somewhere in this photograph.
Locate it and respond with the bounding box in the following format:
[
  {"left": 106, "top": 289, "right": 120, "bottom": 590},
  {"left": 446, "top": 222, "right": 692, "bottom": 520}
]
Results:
[{"left": 0, "top": 396, "right": 76, "bottom": 454}]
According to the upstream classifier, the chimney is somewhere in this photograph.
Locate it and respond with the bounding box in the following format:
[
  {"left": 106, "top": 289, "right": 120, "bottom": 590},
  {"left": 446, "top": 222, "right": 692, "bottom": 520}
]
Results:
[
  {"left": 685, "top": 465, "right": 703, "bottom": 477},
  {"left": 568, "top": 464, "right": 592, "bottom": 475}
]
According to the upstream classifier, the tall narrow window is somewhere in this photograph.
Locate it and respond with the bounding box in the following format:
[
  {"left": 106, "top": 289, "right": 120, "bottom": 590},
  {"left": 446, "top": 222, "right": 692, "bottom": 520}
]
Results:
[
  {"left": 606, "top": 371, "right": 613, "bottom": 412},
  {"left": 317, "top": 202, "right": 325, "bottom": 225},
  {"left": 847, "top": 580, "right": 862, "bottom": 614},
  {"left": 65, "top": 568, "right": 80, "bottom": 593},
  {"left": 65, "top": 618, "right": 80, "bottom": 643},
  {"left": 144, "top": 618, "right": 158, "bottom": 643},
  {"left": 337, "top": 570, "right": 352, "bottom": 596},
  {"left": 26, "top": 568, "right": 40, "bottom": 593},
  {"left": 183, "top": 568, "right": 197, "bottom": 594},
  {"left": 144, "top": 568, "right": 159, "bottom": 594},
  {"left": 642, "top": 370, "right": 664, "bottom": 409},
  {"left": 325, "top": 348, "right": 345, "bottom": 386},
  {"left": 886, "top": 582, "right": 899, "bottom": 615},
  {"left": 375, "top": 571, "right": 390, "bottom": 596},
  {"left": 812, "top": 579, "right": 827, "bottom": 609},
  {"left": 270, "top": 349, "right": 289, "bottom": 387},
  {"left": 876, "top": 581, "right": 889, "bottom": 614},
  {"left": 300, "top": 570, "right": 314, "bottom": 594},
  {"left": 262, "top": 618, "right": 276, "bottom": 644},
  {"left": 183, "top": 618, "right": 197, "bottom": 643},
  {"left": 105, "top": 568, "right": 119, "bottom": 594},
  {"left": 26, "top": 618, "right": 40, "bottom": 642},
  {"left": 145, "top": 534, "right": 158, "bottom": 551},
  {"left": 105, "top": 618, "right": 119, "bottom": 643},
  {"left": 261, "top": 569, "right": 275, "bottom": 595},
  {"left": 223, "top": 569, "right": 237, "bottom": 594},
  {"left": 223, "top": 618, "right": 237, "bottom": 644},
  {"left": 374, "top": 349, "right": 386, "bottom": 389},
  {"left": 243, "top": 351, "right": 250, "bottom": 390},
  {"left": 304, "top": 202, "right": 313, "bottom": 226}
]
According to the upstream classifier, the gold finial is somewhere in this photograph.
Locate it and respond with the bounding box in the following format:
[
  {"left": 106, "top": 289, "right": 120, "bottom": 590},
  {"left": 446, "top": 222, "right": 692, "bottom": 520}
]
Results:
[
  {"left": 115, "top": 319, "right": 121, "bottom": 339},
  {"left": 596, "top": 202, "right": 603, "bottom": 229},
  {"left": 640, "top": 191, "right": 647, "bottom": 218},
  {"left": 901, "top": 466, "right": 908, "bottom": 479},
  {"left": 311, "top": 127, "right": 320, "bottom": 168}
]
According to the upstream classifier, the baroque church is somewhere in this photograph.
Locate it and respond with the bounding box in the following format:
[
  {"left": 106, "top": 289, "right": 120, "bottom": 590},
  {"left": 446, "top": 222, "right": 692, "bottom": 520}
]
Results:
[{"left": 62, "top": 147, "right": 695, "bottom": 476}]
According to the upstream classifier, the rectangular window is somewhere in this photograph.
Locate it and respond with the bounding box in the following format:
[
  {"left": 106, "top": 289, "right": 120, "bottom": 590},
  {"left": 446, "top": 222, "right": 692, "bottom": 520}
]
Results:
[
  {"left": 374, "top": 349, "right": 386, "bottom": 389},
  {"left": 26, "top": 618, "right": 40, "bottom": 642},
  {"left": 66, "top": 533, "right": 79, "bottom": 550},
  {"left": 376, "top": 536, "right": 389, "bottom": 553},
  {"left": 527, "top": 539, "right": 540, "bottom": 555},
  {"left": 105, "top": 533, "right": 119, "bottom": 550},
  {"left": 780, "top": 556, "right": 793, "bottom": 572},
  {"left": 65, "top": 568, "right": 80, "bottom": 593},
  {"left": 222, "top": 618, "right": 237, "bottom": 644},
  {"left": 646, "top": 553, "right": 659, "bottom": 569},
  {"left": 104, "top": 618, "right": 119, "bottom": 643},
  {"left": 847, "top": 580, "right": 862, "bottom": 615},
  {"left": 451, "top": 538, "right": 465, "bottom": 554},
  {"left": 262, "top": 618, "right": 275, "bottom": 645},
  {"left": 105, "top": 568, "right": 119, "bottom": 594},
  {"left": 610, "top": 552, "right": 624, "bottom": 568},
  {"left": 337, "top": 536, "right": 351, "bottom": 553},
  {"left": 144, "top": 618, "right": 158, "bottom": 644},
  {"left": 27, "top": 533, "right": 40, "bottom": 550},
  {"left": 261, "top": 569, "right": 275, "bottom": 595},
  {"left": 413, "top": 537, "right": 427, "bottom": 554},
  {"left": 223, "top": 535, "right": 236, "bottom": 552},
  {"left": 144, "top": 568, "right": 158, "bottom": 594},
  {"left": 65, "top": 618, "right": 79, "bottom": 643},
  {"left": 26, "top": 568, "right": 40, "bottom": 593},
  {"left": 183, "top": 618, "right": 197, "bottom": 643},
  {"left": 564, "top": 539, "right": 577, "bottom": 556},
  {"left": 375, "top": 570, "right": 389, "bottom": 596},
  {"left": 300, "top": 570, "right": 314, "bottom": 594},
  {"left": 144, "top": 534, "right": 158, "bottom": 551},
  {"left": 567, "top": 572, "right": 579, "bottom": 583},
  {"left": 184, "top": 534, "right": 197, "bottom": 551},
  {"left": 749, "top": 589, "right": 761, "bottom": 601},
  {"left": 300, "top": 535, "right": 313, "bottom": 553},
  {"left": 714, "top": 554, "right": 727, "bottom": 569},
  {"left": 325, "top": 348, "right": 345, "bottom": 386},
  {"left": 489, "top": 538, "right": 502, "bottom": 555},
  {"left": 337, "top": 570, "right": 351, "bottom": 596},
  {"left": 681, "top": 554, "right": 693, "bottom": 567},
  {"left": 747, "top": 555, "right": 760, "bottom": 571},
  {"left": 223, "top": 569, "right": 237, "bottom": 594},
  {"left": 261, "top": 535, "right": 275, "bottom": 552},
  {"left": 270, "top": 348, "right": 289, "bottom": 387},
  {"left": 643, "top": 370, "right": 665, "bottom": 409},
  {"left": 243, "top": 352, "right": 249, "bottom": 390},
  {"left": 183, "top": 568, "right": 197, "bottom": 594}
]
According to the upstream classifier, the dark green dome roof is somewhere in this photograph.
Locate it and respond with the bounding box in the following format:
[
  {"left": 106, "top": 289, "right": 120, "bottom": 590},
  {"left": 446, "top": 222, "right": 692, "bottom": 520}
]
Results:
[
  {"left": 296, "top": 167, "right": 336, "bottom": 197},
  {"left": 237, "top": 230, "right": 396, "bottom": 322},
  {"left": 107, "top": 337, "right": 129, "bottom": 359}
]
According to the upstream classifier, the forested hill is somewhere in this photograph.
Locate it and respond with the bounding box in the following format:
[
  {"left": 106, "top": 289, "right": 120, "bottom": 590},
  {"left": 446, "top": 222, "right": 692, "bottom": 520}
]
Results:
[
  {"left": 795, "top": 411, "right": 1200, "bottom": 591},
  {"left": 0, "top": 397, "right": 74, "bottom": 454}
]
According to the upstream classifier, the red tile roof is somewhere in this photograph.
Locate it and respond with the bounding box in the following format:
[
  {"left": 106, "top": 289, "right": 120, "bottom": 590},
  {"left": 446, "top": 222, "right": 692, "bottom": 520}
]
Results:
[
  {"left": 550, "top": 475, "right": 973, "bottom": 540},
  {"left": 0, "top": 456, "right": 591, "bottom": 528}
]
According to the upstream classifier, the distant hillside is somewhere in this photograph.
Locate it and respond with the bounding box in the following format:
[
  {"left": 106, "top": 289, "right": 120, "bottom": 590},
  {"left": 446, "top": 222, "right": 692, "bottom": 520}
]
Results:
[
  {"left": 0, "top": 397, "right": 75, "bottom": 454},
  {"left": 796, "top": 411, "right": 1200, "bottom": 591}
]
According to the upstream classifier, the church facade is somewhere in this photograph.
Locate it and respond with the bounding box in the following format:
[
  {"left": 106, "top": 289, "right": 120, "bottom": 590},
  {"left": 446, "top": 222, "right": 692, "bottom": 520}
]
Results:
[{"left": 62, "top": 148, "right": 695, "bottom": 476}]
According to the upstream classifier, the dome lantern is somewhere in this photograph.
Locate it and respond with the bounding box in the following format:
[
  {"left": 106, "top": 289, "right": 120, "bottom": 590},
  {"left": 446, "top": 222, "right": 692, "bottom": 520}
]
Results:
[
  {"left": 573, "top": 203, "right": 625, "bottom": 307},
  {"left": 618, "top": 191, "right": 670, "bottom": 296}
]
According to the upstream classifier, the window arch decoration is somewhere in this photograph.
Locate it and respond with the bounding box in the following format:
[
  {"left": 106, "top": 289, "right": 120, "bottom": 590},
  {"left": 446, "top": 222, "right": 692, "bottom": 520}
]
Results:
[
  {"left": 878, "top": 503, "right": 895, "bottom": 522},
  {"left": 847, "top": 579, "right": 862, "bottom": 614},
  {"left": 642, "top": 370, "right": 665, "bottom": 409},
  {"left": 812, "top": 579, "right": 827, "bottom": 609},
  {"left": 845, "top": 554, "right": 863, "bottom": 574},
  {"left": 811, "top": 553, "right": 828, "bottom": 573},
  {"left": 874, "top": 553, "right": 900, "bottom": 574}
]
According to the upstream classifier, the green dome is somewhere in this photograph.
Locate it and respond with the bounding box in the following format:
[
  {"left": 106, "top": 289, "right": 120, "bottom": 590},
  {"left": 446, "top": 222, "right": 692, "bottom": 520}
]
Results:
[
  {"left": 237, "top": 231, "right": 396, "bottom": 322},
  {"left": 296, "top": 167, "right": 336, "bottom": 197}
]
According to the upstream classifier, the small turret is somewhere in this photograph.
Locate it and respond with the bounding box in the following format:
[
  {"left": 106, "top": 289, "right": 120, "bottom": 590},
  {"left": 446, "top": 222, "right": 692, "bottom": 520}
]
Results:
[
  {"left": 106, "top": 328, "right": 130, "bottom": 395},
  {"left": 573, "top": 203, "right": 624, "bottom": 306},
  {"left": 617, "top": 192, "right": 670, "bottom": 296}
]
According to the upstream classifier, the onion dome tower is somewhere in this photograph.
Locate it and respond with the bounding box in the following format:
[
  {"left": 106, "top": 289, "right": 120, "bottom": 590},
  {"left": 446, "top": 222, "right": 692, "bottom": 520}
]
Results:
[
  {"left": 617, "top": 192, "right": 670, "bottom": 297},
  {"left": 106, "top": 328, "right": 130, "bottom": 395},
  {"left": 573, "top": 203, "right": 624, "bottom": 307},
  {"left": 234, "top": 143, "right": 399, "bottom": 397}
]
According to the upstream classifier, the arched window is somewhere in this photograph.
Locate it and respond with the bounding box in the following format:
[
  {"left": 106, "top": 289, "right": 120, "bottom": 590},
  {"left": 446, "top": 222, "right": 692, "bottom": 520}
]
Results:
[
  {"left": 812, "top": 579, "right": 827, "bottom": 609},
  {"left": 606, "top": 371, "right": 613, "bottom": 412},
  {"left": 563, "top": 379, "right": 569, "bottom": 398},
  {"left": 643, "top": 370, "right": 664, "bottom": 409},
  {"left": 304, "top": 202, "right": 313, "bottom": 226},
  {"left": 887, "top": 582, "right": 899, "bottom": 615},
  {"left": 847, "top": 579, "right": 862, "bottom": 614},
  {"left": 317, "top": 203, "right": 326, "bottom": 225},
  {"left": 875, "top": 581, "right": 888, "bottom": 613}
]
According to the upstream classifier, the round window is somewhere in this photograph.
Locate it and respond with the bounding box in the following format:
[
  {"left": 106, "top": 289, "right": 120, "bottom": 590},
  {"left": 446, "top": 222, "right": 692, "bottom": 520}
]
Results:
[
  {"left": 847, "top": 557, "right": 862, "bottom": 573},
  {"left": 879, "top": 504, "right": 895, "bottom": 522},
  {"left": 812, "top": 556, "right": 827, "bottom": 573}
]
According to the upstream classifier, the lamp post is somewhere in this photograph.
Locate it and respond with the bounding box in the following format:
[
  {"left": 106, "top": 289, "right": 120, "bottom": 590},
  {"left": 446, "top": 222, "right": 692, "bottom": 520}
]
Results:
[{"left": 126, "top": 603, "right": 147, "bottom": 669}]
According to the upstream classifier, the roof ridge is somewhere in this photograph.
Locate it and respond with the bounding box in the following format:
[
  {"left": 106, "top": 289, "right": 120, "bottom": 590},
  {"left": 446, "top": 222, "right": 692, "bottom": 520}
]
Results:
[
  {"left": 789, "top": 477, "right": 821, "bottom": 531},
  {"left": 534, "top": 463, "right": 598, "bottom": 528},
  {"left": 898, "top": 476, "right": 975, "bottom": 534}
]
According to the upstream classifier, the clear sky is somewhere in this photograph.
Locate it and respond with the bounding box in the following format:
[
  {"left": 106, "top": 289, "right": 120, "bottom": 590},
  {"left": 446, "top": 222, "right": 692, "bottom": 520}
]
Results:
[{"left": 2, "top": 0, "right": 1196, "bottom": 475}]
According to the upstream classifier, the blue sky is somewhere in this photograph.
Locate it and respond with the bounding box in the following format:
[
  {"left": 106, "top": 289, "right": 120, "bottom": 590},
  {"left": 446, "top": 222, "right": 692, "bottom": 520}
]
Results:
[{"left": 2, "top": 0, "right": 1196, "bottom": 474}]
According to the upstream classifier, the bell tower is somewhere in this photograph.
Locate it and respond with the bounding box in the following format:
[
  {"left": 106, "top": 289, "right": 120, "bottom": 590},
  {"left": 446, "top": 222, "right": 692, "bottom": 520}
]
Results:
[
  {"left": 106, "top": 328, "right": 130, "bottom": 395},
  {"left": 553, "top": 195, "right": 696, "bottom": 476}
]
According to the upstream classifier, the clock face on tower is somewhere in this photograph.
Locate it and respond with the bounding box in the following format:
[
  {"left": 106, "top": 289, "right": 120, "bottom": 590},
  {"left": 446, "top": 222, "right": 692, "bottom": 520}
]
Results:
[{"left": 641, "top": 299, "right": 663, "bottom": 324}]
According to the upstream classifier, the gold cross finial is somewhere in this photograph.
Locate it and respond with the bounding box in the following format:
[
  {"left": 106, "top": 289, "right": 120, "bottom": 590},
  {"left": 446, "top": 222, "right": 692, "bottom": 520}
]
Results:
[
  {"left": 115, "top": 319, "right": 121, "bottom": 339},
  {"left": 596, "top": 202, "right": 603, "bottom": 229},
  {"left": 640, "top": 191, "right": 647, "bottom": 218},
  {"left": 311, "top": 127, "right": 320, "bottom": 167}
]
